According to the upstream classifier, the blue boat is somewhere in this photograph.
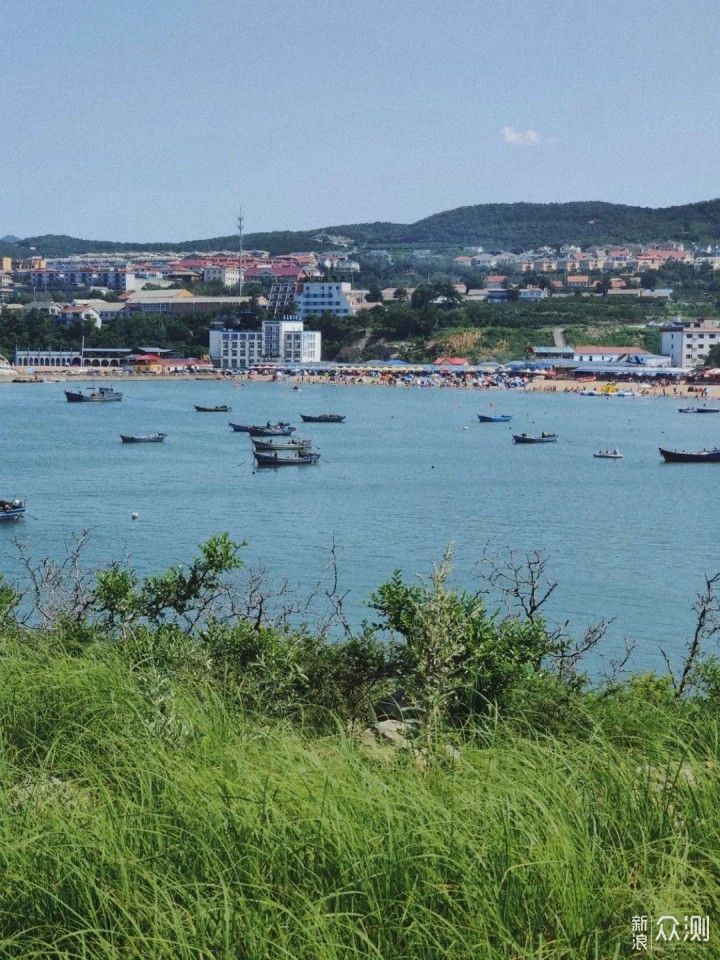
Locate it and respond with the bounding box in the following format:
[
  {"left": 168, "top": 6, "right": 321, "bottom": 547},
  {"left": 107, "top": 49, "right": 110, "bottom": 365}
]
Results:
[
  {"left": 0, "top": 498, "right": 26, "bottom": 521},
  {"left": 65, "top": 385, "right": 123, "bottom": 403},
  {"left": 229, "top": 421, "right": 295, "bottom": 436},
  {"left": 660, "top": 447, "right": 720, "bottom": 462},
  {"left": 478, "top": 413, "right": 512, "bottom": 423}
]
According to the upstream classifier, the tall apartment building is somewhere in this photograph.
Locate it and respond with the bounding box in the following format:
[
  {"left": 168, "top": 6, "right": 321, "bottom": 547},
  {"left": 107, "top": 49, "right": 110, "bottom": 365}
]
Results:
[
  {"left": 266, "top": 280, "right": 357, "bottom": 321},
  {"left": 209, "top": 318, "right": 321, "bottom": 370},
  {"left": 292, "top": 281, "right": 355, "bottom": 320},
  {"left": 267, "top": 282, "right": 301, "bottom": 316}
]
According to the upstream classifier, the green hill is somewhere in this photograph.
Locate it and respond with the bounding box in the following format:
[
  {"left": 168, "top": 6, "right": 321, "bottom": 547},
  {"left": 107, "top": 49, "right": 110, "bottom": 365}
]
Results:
[{"left": 10, "top": 198, "right": 720, "bottom": 257}]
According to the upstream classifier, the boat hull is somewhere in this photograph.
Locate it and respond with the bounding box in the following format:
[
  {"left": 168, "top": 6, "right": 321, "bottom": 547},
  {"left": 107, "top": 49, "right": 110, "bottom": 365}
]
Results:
[
  {"left": 0, "top": 500, "right": 26, "bottom": 520},
  {"left": 299, "top": 414, "right": 346, "bottom": 423},
  {"left": 478, "top": 414, "right": 512, "bottom": 422},
  {"left": 65, "top": 388, "right": 123, "bottom": 402},
  {"left": 512, "top": 434, "right": 557, "bottom": 444},
  {"left": 254, "top": 451, "right": 320, "bottom": 466},
  {"left": 120, "top": 434, "right": 166, "bottom": 443},
  {"left": 248, "top": 426, "right": 296, "bottom": 437},
  {"left": 659, "top": 447, "right": 720, "bottom": 462},
  {"left": 252, "top": 438, "right": 312, "bottom": 451},
  {"left": 229, "top": 422, "right": 294, "bottom": 435},
  {"left": 195, "top": 405, "right": 231, "bottom": 412},
  {"left": 678, "top": 407, "right": 720, "bottom": 414}
]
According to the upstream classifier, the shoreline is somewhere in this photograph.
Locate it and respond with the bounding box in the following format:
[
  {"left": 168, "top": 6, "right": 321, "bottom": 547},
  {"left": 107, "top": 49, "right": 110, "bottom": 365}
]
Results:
[{"left": 4, "top": 370, "right": 717, "bottom": 399}]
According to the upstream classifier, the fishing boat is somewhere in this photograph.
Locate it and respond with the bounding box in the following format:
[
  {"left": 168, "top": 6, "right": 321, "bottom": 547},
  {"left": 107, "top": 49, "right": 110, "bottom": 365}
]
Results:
[
  {"left": 65, "top": 385, "right": 123, "bottom": 403},
  {"left": 512, "top": 433, "right": 558, "bottom": 444},
  {"left": 194, "top": 404, "right": 231, "bottom": 413},
  {"left": 248, "top": 424, "right": 297, "bottom": 437},
  {"left": 659, "top": 447, "right": 720, "bottom": 463},
  {"left": 477, "top": 413, "right": 512, "bottom": 423},
  {"left": 593, "top": 449, "right": 623, "bottom": 459},
  {"left": 0, "top": 498, "right": 26, "bottom": 521},
  {"left": 678, "top": 406, "right": 720, "bottom": 414},
  {"left": 120, "top": 433, "right": 166, "bottom": 444},
  {"left": 254, "top": 450, "right": 320, "bottom": 466},
  {"left": 251, "top": 437, "right": 312, "bottom": 451},
  {"left": 299, "top": 414, "right": 346, "bottom": 423},
  {"left": 229, "top": 421, "right": 293, "bottom": 433}
]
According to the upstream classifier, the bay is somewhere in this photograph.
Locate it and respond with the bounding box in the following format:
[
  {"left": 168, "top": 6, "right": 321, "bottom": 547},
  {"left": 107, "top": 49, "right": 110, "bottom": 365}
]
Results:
[{"left": 1, "top": 378, "right": 716, "bottom": 672}]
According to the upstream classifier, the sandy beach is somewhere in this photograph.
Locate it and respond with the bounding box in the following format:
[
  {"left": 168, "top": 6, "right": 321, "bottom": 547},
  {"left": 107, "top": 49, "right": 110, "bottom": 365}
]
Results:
[{"left": 6, "top": 368, "right": 717, "bottom": 400}]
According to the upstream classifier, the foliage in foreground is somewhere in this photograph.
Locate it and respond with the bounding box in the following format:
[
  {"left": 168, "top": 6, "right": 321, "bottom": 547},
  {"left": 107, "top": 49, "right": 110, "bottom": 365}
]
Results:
[{"left": 0, "top": 535, "right": 719, "bottom": 958}]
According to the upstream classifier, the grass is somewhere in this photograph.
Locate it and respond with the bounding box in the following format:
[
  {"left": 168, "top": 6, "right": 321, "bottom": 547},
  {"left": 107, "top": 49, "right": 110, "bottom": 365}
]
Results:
[{"left": 0, "top": 640, "right": 718, "bottom": 958}]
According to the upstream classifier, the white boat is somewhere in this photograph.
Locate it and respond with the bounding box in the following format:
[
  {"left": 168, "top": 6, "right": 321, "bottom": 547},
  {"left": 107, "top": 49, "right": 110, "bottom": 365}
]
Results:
[{"left": 593, "top": 449, "right": 623, "bottom": 459}]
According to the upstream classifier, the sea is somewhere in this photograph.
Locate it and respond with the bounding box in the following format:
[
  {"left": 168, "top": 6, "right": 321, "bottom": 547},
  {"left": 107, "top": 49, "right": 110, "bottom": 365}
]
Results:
[{"left": 2, "top": 377, "right": 718, "bottom": 674}]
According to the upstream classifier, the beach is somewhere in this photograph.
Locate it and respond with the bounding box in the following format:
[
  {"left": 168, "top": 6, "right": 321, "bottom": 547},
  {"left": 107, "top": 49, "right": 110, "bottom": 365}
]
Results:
[{"left": 6, "top": 367, "right": 718, "bottom": 399}]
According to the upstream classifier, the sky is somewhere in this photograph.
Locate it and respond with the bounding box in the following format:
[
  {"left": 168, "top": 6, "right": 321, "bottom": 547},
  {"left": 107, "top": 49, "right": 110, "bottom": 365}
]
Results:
[{"left": 3, "top": 0, "right": 720, "bottom": 242}]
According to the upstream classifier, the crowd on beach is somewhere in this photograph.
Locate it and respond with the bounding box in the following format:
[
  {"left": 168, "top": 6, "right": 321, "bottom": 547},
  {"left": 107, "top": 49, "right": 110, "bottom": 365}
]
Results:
[
  {"left": 9, "top": 365, "right": 717, "bottom": 399},
  {"left": 252, "top": 369, "right": 718, "bottom": 399}
]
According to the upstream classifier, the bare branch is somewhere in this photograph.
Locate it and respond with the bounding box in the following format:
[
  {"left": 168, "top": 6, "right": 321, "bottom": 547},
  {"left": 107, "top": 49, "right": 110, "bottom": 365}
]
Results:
[
  {"left": 675, "top": 571, "right": 720, "bottom": 697},
  {"left": 476, "top": 543, "right": 558, "bottom": 621}
]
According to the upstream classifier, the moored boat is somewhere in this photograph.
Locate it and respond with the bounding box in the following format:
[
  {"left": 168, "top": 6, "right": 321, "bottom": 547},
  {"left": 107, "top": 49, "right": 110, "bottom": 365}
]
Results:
[
  {"left": 678, "top": 406, "right": 720, "bottom": 414},
  {"left": 478, "top": 413, "right": 512, "bottom": 423},
  {"left": 194, "top": 404, "right": 231, "bottom": 413},
  {"left": 299, "top": 414, "right": 346, "bottom": 423},
  {"left": 248, "top": 423, "right": 296, "bottom": 437},
  {"left": 254, "top": 450, "right": 320, "bottom": 466},
  {"left": 0, "top": 498, "right": 26, "bottom": 521},
  {"left": 512, "top": 433, "right": 558, "bottom": 444},
  {"left": 229, "top": 421, "right": 293, "bottom": 434},
  {"left": 659, "top": 447, "right": 720, "bottom": 463},
  {"left": 251, "top": 437, "right": 312, "bottom": 451},
  {"left": 65, "top": 385, "right": 123, "bottom": 403},
  {"left": 594, "top": 449, "right": 623, "bottom": 459},
  {"left": 120, "top": 433, "right": 167, "bottom": 443}
]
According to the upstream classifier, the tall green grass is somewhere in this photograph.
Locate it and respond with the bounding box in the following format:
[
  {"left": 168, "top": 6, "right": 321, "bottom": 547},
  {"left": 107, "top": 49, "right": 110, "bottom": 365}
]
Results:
[{"left": 0, "top": 641, "right": 717, "bottom": 958}]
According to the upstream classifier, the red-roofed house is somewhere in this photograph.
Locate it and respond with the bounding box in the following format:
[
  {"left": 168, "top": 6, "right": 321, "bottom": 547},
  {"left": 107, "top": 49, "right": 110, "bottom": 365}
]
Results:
[
  {"left": 434, "top": 357, "right": 468, "bottom": 365},
  {"left": 485, "top": 275, "right": 507, "bottom": 291}
]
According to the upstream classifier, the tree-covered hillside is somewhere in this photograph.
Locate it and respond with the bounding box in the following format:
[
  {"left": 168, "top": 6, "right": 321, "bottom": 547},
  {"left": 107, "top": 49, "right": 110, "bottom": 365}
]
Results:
[{"left": 9, "top": 198, "right": 720, "bottom": 257}]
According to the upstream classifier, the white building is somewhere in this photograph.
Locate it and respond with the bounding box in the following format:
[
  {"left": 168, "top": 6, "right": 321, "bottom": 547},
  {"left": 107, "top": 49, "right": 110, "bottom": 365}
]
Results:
[
  {"left": 203, "top": 265, "right": 242, "bottom": 287},
  {"left": 209, "top": 318, "right": 321, "bottom": 371},
  {"left": 74, "top": 299, "right": 128, "bottom": 322},
  {"left": 661, "top": 318, "right": 720, "bottom": 367},
  {"left": 292, "top": 281, "right": 355, "bottom": 321},
  {"left": 572, "top": 346, "right": 652, "bottom": 364}
]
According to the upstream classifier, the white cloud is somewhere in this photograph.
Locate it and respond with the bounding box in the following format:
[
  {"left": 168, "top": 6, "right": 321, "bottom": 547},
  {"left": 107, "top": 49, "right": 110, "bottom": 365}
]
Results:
[{"left": 500, "top": 126, "right": 556, "bottom": 147}]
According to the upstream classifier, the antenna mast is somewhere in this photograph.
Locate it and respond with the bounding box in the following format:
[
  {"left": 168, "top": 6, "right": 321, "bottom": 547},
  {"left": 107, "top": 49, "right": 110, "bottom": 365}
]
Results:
[{"left": 237, "top": 209, "right": 244, "bottom": 297}]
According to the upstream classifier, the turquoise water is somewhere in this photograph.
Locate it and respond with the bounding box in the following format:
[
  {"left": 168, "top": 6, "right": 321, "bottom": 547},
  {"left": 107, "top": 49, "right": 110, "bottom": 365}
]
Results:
[{"left": 2, "top": 378, "right": 717, "bottom": 671}]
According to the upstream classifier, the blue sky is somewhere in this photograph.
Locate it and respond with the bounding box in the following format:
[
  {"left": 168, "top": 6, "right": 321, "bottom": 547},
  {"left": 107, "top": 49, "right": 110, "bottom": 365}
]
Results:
[{"left": 3, "top": 0, "right": 719, "bottom": 241}]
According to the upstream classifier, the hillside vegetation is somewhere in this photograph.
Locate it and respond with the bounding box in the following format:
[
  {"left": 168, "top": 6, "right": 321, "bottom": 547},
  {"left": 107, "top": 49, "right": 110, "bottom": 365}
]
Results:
[
  {"left": 9, "top": 198, "right": 720, "bottom": 257},
  {"left": 0, "top": 535, "right": 718, "bottom": 957}
]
